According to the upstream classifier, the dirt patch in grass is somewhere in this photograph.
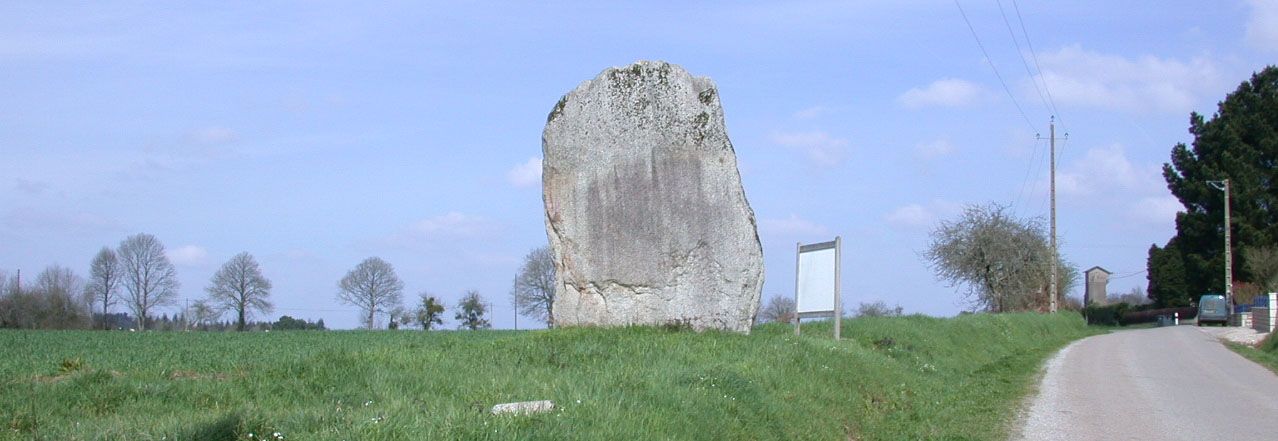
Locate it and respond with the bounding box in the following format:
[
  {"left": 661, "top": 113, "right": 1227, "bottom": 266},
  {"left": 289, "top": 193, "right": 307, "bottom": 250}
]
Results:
[{"left": 167, "top": 370, "right": 233, "bottom": 381}]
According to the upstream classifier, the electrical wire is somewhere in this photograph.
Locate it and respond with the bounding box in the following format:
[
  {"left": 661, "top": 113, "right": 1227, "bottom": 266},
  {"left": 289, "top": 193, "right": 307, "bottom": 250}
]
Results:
[
  {"left": 1011, "top": 137, "right": 1046, "bottom": 217},
  {"left": 954, "top": 0, "right": 1039, "bottom": 134},
  {"left": 996, "top": 0, "right": 1053, "bottom": 121},
  {"left": 1011, "top": 0, "right": 1064, "bottom": 130},
  {"left": 1109, "top": 270, "right": 1148, "bottom": 280}
]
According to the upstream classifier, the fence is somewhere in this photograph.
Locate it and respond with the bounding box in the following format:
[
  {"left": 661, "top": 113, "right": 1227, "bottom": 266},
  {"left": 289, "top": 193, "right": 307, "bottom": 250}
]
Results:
[{"left": 1252, "top": 293, "right": 1277, "bottom": 333}]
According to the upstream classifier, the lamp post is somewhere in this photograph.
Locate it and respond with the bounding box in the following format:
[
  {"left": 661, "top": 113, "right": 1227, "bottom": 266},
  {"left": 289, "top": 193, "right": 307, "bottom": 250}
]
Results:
[{"left": 1208, "top": 179, "right": 1232, "bottom": 314}]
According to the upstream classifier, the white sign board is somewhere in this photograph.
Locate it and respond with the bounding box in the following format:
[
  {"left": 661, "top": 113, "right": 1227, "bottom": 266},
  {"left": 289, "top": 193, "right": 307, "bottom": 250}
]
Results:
[
  {"left": 797, "top": 245, "right": 837, "bottom": 314},
  {"left": 794, "top": 237, "right": 841, "bottom": 340}
]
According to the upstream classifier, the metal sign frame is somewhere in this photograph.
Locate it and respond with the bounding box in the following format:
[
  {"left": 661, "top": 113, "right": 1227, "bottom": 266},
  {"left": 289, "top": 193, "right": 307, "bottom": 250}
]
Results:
[{"left": 794, "top": 236, "right": 841, "bottom": 340}]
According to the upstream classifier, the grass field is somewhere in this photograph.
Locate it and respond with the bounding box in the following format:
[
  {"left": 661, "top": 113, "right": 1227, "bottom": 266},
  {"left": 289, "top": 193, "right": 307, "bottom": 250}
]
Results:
[
  {"left": 1, "top": 313, "right": 1097, "bottom": 440},
  {"left": 1227, "top": 333, "right": 1278, "bottom": 374}
]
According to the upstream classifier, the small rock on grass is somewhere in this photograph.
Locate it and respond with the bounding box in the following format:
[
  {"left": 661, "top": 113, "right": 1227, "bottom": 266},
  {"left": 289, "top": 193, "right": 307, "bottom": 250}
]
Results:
[{"left": 490, "top": 400, "right": 555, "bottom": 416}]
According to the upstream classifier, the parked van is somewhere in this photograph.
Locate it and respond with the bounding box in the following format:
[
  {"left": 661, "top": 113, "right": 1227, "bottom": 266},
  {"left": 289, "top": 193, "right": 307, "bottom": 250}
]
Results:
[{"left": 1197, "top": 294, "right": 1229, "bottom": 326}]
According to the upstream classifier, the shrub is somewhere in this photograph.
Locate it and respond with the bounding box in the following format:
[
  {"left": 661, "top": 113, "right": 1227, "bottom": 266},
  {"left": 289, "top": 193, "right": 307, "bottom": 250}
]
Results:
[
  {"left": 1119, "top": 306, "right": 1196, "bottom": 325},
  {"left": 1081, "top": 303, "right": 1129, "bottom": 326}
]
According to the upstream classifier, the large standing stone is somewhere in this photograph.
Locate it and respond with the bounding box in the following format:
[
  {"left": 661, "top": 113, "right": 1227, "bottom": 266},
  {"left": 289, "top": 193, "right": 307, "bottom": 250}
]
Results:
[{"left": 542, "top": 60, "right": 764, "bottom": 333}]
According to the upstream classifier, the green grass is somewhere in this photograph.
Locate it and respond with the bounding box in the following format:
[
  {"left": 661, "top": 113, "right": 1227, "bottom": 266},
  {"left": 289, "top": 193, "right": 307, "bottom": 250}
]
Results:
[
  {"left": 1227, "top": 333, "right": 1278, "bottom": 374},
  {"left": 0, "top": 313, "right": 1098, "bottom": 440}
]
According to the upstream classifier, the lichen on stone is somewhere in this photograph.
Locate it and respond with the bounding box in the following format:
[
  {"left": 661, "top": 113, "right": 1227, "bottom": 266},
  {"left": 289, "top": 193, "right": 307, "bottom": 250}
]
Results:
[{"left": 541, "top": 60, "right": 763, "bottom": 333}]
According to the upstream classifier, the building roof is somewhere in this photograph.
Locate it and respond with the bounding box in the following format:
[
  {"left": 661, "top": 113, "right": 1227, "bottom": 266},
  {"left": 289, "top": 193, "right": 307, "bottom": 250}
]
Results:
[{"left": 1084, "top": 266, "right": 1112, "bottom": 274}]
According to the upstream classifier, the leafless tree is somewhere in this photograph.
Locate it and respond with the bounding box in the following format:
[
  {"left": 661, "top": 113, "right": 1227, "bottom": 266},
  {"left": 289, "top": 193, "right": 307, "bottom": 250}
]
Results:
[
  {"left": 188, "top": 299, "right": 219, "bottom": 330},
  {"left": 1060, "top": 295, "right": 1084, "bottom": 311},
  {"left": 0, "top": 270, "right": 20, "bottom": 328},
  {"left": 37, "top": 265, "right": 91, "bottom": 328},
  {"left": 337, "top": 257, "right": 404, "bottom": 329},
  {"left": 118, "top": 233, "right": 180, "bottom": 330},
  {"left": 855, "top": 300, "right": 903, "bottom": 317},
  {"left": 926, "top": 203, "right": 1077, "bottom": 313},
  {"left": 510, "top": 246, "right": 555, "bottom": 327},
  {"left": 0, "top": 265, "right": 92, "bottom": 329},
  {"left": 1244, "top": 246, "right": 1278, "bottom": 293},
  {"left": 85, "top": 247, "right": 122, "bottom": 329},
  {"left": 758, "top": 295, "right": 796, "bottom": 324},
  {"left": 206, "top": 252, "right": 273, "bottom": 331},
  {"left": 1113, "top": 287, "right": 1151, "bottom": 306}
]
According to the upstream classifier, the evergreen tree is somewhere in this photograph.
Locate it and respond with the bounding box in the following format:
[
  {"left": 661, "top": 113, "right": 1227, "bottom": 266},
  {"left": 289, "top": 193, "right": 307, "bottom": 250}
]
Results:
[{"left": 1151, "top": 66, "right": 1278, "bottom": 305}]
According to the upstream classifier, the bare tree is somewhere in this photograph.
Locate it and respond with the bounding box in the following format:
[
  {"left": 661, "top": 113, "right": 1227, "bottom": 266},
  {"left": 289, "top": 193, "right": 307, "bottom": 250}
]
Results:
[
  {"left": 415, "top": 292, "right": 446, "bottom": 330},
  {"left": 34, "top": 265, "right": 91, "bottom": 329},
  {"left": 337, "top": 257, "right": 404, "bottom": 329},
  {"left": 456, "top": 290, "right": 491, "bottom": 330},
  {"left": 206, "top": 252, "right": 273, "bottom": 331},
  {"left": 188, "top": 299, "right": 219, "bottom": 330},
  {"left": 1113, "top": 287, "right": 1151, "bottom": 306},
  {"left": 758, "top": 295, "right": 796, "bottom": 324},
  {"left": 510, "top": 246, "right": 555, "bottom": 327},
  {"left": 925, "top": 203, "right": 1077, "bottom": 313},
  {"left": 85, "top": 247, "right": 122, "bottom": 329},
  {"left": 1244, "top": 246, "right": 1278, "bottom": 294},
  {"left": 0, "top": 270, "right": 23, "bottom": 328},
  {"left": 855, "top": 300, "right": 903, "bottom": 317},
  {"left": 1060, "top": 295, "right": 1084, "bottom": 311},
  {"left": 118, "top": 233, "right": 180, "bottom": 331}
]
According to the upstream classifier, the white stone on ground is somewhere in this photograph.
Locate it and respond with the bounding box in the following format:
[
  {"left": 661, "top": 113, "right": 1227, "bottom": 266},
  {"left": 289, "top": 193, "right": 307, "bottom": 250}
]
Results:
[
  {"left": 1196, "top": 324, "right": 1269, "bottom": 346},
  {"left": 490, "top": 400, "right": 555, "bottom": 416}
]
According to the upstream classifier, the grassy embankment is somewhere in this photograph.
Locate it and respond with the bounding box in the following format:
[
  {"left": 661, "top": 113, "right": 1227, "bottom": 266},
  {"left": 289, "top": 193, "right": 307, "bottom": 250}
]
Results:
[
  {"left": 1227, "top": 333, "right": 1278, "bottom": 374},
  {"left": 1, "top": 313, "right": 1098, "bottom": 440}
]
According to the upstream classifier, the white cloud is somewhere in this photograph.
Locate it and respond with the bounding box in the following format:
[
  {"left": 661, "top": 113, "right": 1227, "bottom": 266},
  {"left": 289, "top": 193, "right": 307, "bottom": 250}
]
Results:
[
  {"left": 410, "top": 212, "right": 491, "bottom": 237},
  {"left": 169, "top": 245, "right": 208, "bottom": 267},
  {"left": 914, "top": 139, "right": 955, "bottom": 161},
  {"left": 1247, "top": 0, "right": 1278, "bottom": 52},
  {"left": 1053, "top": 144, "right": 1159, "bottom": 197},
  {"left": 771, "top": 131, "right": 849, "bottom": 167},
  {"left": 1047, "top": 144, "right": 1182, "bottom": 226},
  {"left": 190, "top": 127, "right": 239, "bottom": 145},
  {"left": 13, "top": 178, "right": 51, "bottom": 195},
  {"left": 897, "top": 78, "right": 984, "bottom": 108},
  {"left": 793, "top": 105, "right": 829, "bottom": 119},
  {"left": 885, "top": 204, "right": 933, "bottom": 228},
  {"left": 372, "top": 212, "right": 498, "bottom": 251},
  {"left": 759, "top": 214, "right": 829, "bottom": 237},
  {"left": 884, "top": 200, "right": 961, "bottom": 229},
  {"left": 1127, "top": 195, "right": 1183, "bottom": 226},
  {"left": 1035, "top": 45, "right": 1221, "bottom": 113},
  {"left": 506, "top": 157, "right": 542, "bottom": 188},
  {"left": 3, "top": 206, "right": 121, "bottom": 234}
]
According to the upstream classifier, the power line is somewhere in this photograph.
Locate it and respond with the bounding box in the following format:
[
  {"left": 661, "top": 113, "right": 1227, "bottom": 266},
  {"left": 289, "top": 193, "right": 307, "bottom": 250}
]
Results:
[
  {"left": 1110, "top": 270, "right": 1147, "bottom": 280},
  {"left": 1011, "top": 0, "right": 1064, "bottom": 130},
  {"left": 954, "top": 0, "right": 1038, "bottom": 133},
  {"left": 996, "top": 0, "right": 1053, "bottom": 119},
  {"left": 1011, "top": 137, "right": 1046, "bottom": 216},
  {"left": 276, "top": 307, "right": 360, "bottom": 313}
]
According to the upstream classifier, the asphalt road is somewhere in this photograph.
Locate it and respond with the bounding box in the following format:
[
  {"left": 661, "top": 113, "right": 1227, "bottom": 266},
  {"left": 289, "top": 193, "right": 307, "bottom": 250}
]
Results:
[{"left": 1014, "top": 326, "right": 1278, "bottom": 440}]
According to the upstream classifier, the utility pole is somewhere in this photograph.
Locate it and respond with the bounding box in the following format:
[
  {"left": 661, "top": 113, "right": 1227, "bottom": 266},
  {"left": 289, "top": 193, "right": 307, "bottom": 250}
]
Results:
[
  {"left": 1225, "top": 180, "right": 1233, "bottom": 313},
  {"left": 1209, "top": 179, "right": 1233, "bottom": 313},
  {"left": 1049, "top": 118, "right": 1057, "bottom": 313},
  {"left": 1038, "top": 118, "right": 1064, "bottom": 313}
]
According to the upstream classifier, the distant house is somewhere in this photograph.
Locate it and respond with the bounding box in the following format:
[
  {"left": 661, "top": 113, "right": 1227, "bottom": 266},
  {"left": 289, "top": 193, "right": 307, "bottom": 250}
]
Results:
[{"left": 1084, "top": 266, "right": 1111, "bottom": 306}]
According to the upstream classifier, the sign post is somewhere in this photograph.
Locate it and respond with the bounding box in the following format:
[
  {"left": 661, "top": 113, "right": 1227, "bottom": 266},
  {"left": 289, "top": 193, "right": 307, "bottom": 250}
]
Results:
[{"left": 794, "top": 237, "right": 841, "bottom": 340}]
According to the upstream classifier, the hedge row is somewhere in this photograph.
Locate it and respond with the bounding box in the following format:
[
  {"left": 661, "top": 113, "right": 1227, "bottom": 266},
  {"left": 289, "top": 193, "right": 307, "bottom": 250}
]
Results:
[{"left": 1081, "top": 304, "right": 1197, "bottom": 326}]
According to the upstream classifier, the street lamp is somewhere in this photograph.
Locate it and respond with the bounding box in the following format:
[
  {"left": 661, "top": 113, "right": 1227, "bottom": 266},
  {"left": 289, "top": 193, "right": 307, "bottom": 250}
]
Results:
[{"left": 1208, "top": 179, "right": 1232, "bottom": 314}]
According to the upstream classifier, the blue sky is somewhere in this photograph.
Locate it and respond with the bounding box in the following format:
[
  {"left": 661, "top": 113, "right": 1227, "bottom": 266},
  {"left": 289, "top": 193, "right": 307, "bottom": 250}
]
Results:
[{"left": 3, "top": 1, "right": 1276, "bottom": 329}]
